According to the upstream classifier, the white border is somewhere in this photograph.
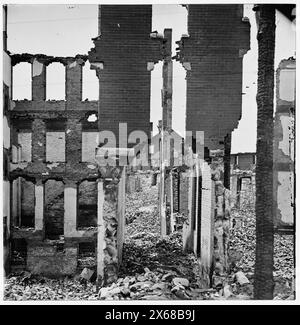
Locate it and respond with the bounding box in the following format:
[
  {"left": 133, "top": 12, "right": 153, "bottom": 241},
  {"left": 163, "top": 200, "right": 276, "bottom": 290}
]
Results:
[{"left": 0, "top": 0, "right": 298, "bottom": 306}]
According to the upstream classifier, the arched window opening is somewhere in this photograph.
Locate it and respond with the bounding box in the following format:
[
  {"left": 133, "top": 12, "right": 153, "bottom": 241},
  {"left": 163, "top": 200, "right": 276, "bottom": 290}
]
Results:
[
  {"left": 46, "top": 62, "right": 65, "bottom": 100},
  {"left": 82, "top": 63, "right": 99, "bottom": 101},
  {"left": 12, "top": 62, "right": 32, "bottom": 100},
  {"left": 77, "top": 180, "right": 97, "bottom": 229}
]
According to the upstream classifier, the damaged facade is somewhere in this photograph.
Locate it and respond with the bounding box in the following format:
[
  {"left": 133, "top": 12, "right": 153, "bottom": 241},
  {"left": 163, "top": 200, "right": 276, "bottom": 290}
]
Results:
[
  {"left": 8, "top": 52, "right": 112, "bottom": 279},
  {"left": 5, "top": 51, "right": 129, "bottom": 283},
  {"left": 174, "top": 4, "right": 250, "bottom": 281},
  {"left": 3, "top": 4, "right": 252, "bottom": 287},
  {"left": 273, "top": 58, "right": 295, "bottom": 232}
]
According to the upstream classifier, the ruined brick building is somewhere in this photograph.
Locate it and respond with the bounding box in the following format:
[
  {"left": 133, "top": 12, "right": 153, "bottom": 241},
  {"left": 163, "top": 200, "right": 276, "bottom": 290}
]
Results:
[{"left": 3, "top": 4, "right": 251, "bottom": 285}]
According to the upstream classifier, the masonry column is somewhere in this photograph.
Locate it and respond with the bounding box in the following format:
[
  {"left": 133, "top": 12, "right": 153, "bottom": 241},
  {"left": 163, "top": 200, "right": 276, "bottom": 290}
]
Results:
[
  {"left": 182, "top": 168, "right": 195, "bottom": 252},
  {"left": 97, "top": 179, "right": 105, "bottom": 284},
  {"left": 64, "top": 180, "right": 77, "bottom": 237},
  {"left": 34, "top": 179, "right": 44, "bottom": 231},
  {"left": 66, "top": 57, "right": 85, "bottom": 107},
  {"left": 193, "top": 162, "right": 200, "bottom": 256},
  {"left": 32, "top": 119, "right": 46, "bottom": 163},
  {"left": 66, "top": 119, "right": 82, "bottom": 164},
  {"left": 117, "top": 167, "right": 126, "bottom": 264},
  {"left": 200, "top": 162, "right": 214, "bottom": 287},
  {"left": 159, "top": 29, "right": 173, "bottom": 236},
  {"left": 32, "top": 58, "right": 47, "bottom": 101}
]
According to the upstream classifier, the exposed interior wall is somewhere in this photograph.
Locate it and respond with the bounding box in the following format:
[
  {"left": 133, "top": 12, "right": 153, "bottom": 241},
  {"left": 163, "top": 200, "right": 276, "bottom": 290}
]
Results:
[
  {"left": 82, "top": 131, "right": 98, "bottom": 162},
  {"left": 273, "top": 59, "right": 295, "bottom": 230},
  {"left": 46, "top": 132, "right": 65, "bottom": 162},
  {"left": 212, "top": 167, "right": 231, "bottom": 277},
  {"left": 180, "top": 159, "right": 216, "bottom": 287}
]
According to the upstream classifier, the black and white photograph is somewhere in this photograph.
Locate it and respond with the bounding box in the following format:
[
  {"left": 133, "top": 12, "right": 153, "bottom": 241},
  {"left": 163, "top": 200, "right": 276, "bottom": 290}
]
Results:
[{"left": 0, "top": 0, "right": 297, "bottom": 306}]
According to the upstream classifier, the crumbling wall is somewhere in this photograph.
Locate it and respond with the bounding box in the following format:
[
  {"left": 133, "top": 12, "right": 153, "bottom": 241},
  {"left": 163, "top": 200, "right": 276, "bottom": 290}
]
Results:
[
  {"left": 179, "top": 159, "right": 216, "bottom": 287},
  {"left": 88, "top": 5, "right": 166, "bottom": 147},
  {"left": 97, "top": 167, "right": 126, "bottom": 286},
  {"left": 176, "top": 4, "right": 250, "bottom": 150},
  {"left": 8, "top": 53, "right": 102, "bottom": 277},
  {"left": 178, "top": 152, "right": 232, "bottom": 287},
  {"left": 27, "top": 244, "right": 78, "bottom": 277},
  {"left": 199, "top": 162, "right": 215, "bottom": 286},
  {"left": 212, "top": 169, "right": 231, "bottom": 277},
  {"left": 3, "top": 49, "right": 12, "bottom": 275},
  {"left": 273, "top": 59, "right": 295, "bottom": 231}
]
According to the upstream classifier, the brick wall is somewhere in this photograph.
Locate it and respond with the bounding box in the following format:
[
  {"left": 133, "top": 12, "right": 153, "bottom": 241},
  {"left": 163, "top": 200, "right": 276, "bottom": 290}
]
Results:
[
  {"left": 9, "top": 52, "right": 125, "bottom": 280},
  {"left": 176, "top": 5, "right": 250, "bottom": 150},
  {"left": 88, "top": 5, "right": 164, "bottom": 147}
]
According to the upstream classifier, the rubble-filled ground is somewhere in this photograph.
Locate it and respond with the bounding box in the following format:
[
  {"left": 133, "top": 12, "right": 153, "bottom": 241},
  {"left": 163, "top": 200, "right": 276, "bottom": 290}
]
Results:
[
  {"left": 227, "top": 187, "right": 295, "bottom": 300},
  {"left": 4, "top": 173, "right": 295, "bottom": 301}
]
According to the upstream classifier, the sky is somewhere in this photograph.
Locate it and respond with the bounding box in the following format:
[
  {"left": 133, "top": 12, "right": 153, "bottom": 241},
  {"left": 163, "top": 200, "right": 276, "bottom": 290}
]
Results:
[{"left": 6, "top": 3, "right": 296, "bottom": 153}]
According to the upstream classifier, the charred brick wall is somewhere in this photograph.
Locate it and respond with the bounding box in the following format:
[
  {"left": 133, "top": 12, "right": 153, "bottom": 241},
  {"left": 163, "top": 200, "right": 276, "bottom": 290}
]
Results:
[
  {"left": 176, "top": 5, "right": 250, "bottom": 150},
  {"left": 88, "top": 5, "right": 165, "bottom": 147}
]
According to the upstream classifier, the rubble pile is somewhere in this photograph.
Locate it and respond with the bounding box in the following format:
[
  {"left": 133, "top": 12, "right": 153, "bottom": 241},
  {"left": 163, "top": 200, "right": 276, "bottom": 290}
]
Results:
[
  {"left": 227, "top": 192, "right": 294, "bottom": 300},
  {"left": 4, "top": 173, "right": 294, "bottom": 301}
]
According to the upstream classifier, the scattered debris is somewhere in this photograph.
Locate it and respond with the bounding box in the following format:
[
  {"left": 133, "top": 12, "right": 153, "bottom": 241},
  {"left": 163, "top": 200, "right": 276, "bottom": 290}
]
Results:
[
  {"left": 79, "top": 268, "right": 94, "bottom": 282},
  {"left": 4, "top": 173, "right": 294, "bottom": 301},
  {"left": 235, "top": 271, "right": 250, "bottom": 285}
]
